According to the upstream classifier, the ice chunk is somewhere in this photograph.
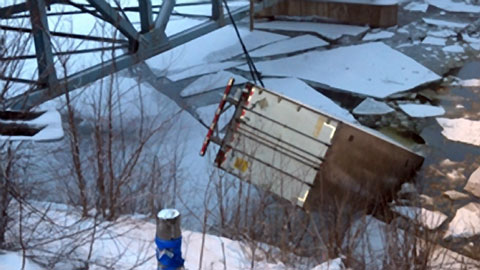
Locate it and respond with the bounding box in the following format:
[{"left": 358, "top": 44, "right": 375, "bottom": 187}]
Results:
[
  {"left": 465, "top": 167, "right": 480, "bottom": 198},
  {"left": 250, "top": 35, "right": 328, "bottom": 57},
  {"left": 362, "top": 30, "right": 395, "bottom": 41},
  {"left": 263, "top": 78, "right": 357, "bottom": 123},
  {"left": 180, "top": 71, "right": 247, "bottom": 97},
  {"left": 404, "top": 2, "right": 429, "bottom": 12},
  {"left": 445, "top": 202, "right": 480, "bottom": 239},
  {"left": 238, "top": 42, "right": 441, "bottom": 98},
  {"left": 353, "top": 98, "right": 394, "bottom": 115},
  {"left": 254, "top": 20, "right": 369, "bottom": 40},
  {"left": 437, "top": 118, "right": 480, "bottom": 147},
  {"left": 422, "top": 36, "right": 447, "bottom": 46},
  {"left": 166, "top": 61, "right": 242, "bottom": 81},
  {"left": 462, "top": 33, "right": 480, "bottom": 43},
  {"left": 392, "top": 206, "right": 448, "bottom": 230},
  {"left": 455, "top": 78, "right": 480, "bottom": 87},
  {"left": 429, "top": 29, "right": 457, "bottom": 38},
  {"left": 399, "top": 103, "right": 445, "bottom": 117},
  {"left": 423, "top": 18, "right": 469, "bottom": 29},
  {"left": 443, "top": 44, "right": 465, "bottom": 53},
  {"left": 426, "top": 0, "right": 480, "bottom": 13}
]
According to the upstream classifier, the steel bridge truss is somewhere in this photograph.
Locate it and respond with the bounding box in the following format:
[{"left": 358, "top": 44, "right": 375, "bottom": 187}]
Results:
[{"left": 0, "top": 0, "right": 278, "bottom": 113}]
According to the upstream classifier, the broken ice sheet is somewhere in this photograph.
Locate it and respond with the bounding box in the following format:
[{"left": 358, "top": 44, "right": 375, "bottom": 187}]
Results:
[
  {"left": 403, "top": 2, "right": 429, "bottom": 12},
  {"left": 238, "top": 42, "right": 441, "bottom": 98},
  {"left": 392, "top": 206, "right": 448, "bottom": 230},
  {"left": 205, "top": 30, "right": 289, "bottom": 62},
  {"left": 422, "top": 18, "right": 468, "bottom": 29},
  {"left": 422, "top": 36, "right": 447, "bottom": 46},
  {"left": 180, "top": 71, "right": 247, "bottom": 97},
  {"left": 254, "top": 20, "right": 368, "bottom": 40},
  {"left": 249, "top": 35, "right": 328, "bottom": 58},
  {"left": 426, "top": 0, "right": 480, "bottom": 13},
  {"left": 173, "top": 1, "right": 247, "bottom": 16},
  {"left": 262, "top": 78, "right": 357, "bottom": 123},
  {"left": 353, "top": 98, "right": 394, "bottom": 115},
  {"left": 437, "top": 118, "right": 480, "bottom": 147},
  {"left": 146, "top": 26, "right": 286, "bottom": 72},
  {"left": 399, "top": 103, "right": 445, "bottom": 117},
  {"left": 166, "top": 61, "right": 242, "bottom": 81},
  {"left": 455, "top": 78, "right": 480, "bottom": 87},
  {"left": 362, "top": 30, "right": 395, "bottom": 41}
]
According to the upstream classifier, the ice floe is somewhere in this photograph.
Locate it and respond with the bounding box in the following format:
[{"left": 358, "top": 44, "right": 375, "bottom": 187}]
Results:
[
  {"left": 392, "top": 206, "right": 448, "bottom": 230},
  {"left": 239, "top": 42, "right": 441, "bottom": 98},
  {"left": 423, "top": 18, "right": 469, "bottom": 29},
  {"left": 436, "top": 118, "right": 480, "bottom": 147},
  {"left": 362, "top": 30, "right": 395, "bottom": 41},
  {"left": 180, "top": 71, "right": 247, "bottom": 97},
  {"left": 399, "top": 103, "right": 445, "bottom": 117},
  {"left": 422, "top": 36, "right": 447, "bottom": 46},
  {"left": 455, "top": 78, "right": 480, "bottom": 87},
  {"left": 443, "top": 44, "right": 465, "bottom": 53},
  {"left": 445, "top": 202, "right": 480, "bottom": 239},
  {"left": 353, "top": 98, "right": 395, "bottom": 115},
  {"left": 429, "top": 29, "right": 457, "bottom": 38},
  {"left": 262, "top": 78, "right": 357, "bottom": 122},
  {"left": 426, "top": 0, "right": 480, "bottom": 13},
  {"left": 465, "top": 167, "right": 480, "bottom": 198},
  {"left": 254, "top": 20, "right": 369, "bottom": 40},
  {"left": 249, "top": 35, "right": 329, "bottom": 57},
  {"left": 404, "top": 2, "right": 429, "bottom": 12}
]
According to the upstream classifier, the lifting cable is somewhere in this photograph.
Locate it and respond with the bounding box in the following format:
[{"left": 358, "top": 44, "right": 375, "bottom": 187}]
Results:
[{"left": 222, "top": 0, "right": 264, "bottom": 87}]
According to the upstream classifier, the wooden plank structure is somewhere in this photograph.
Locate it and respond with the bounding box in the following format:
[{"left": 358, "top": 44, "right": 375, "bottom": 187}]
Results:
[
  {"left": 201, "top": 82, "right": 423, "bottom": 210},
  {"left": 251, "top": 0, "right": 398, "bottom": 28}
]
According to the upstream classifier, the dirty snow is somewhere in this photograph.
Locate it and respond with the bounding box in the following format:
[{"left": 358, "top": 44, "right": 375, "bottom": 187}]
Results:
[
  {"left": 445, "top": 202, "right": 480, "bottom": 239},
  {"left": 180, "top": 71, "right": 248, "bottom": 97},
  {"left": 422, "top": 36, "right": 447, "bottom": 46},
  {"left": 399, "top": 103, "right": 445, "bottom": 117},
  {"left": 422, "top": 18, "right": 469, "bottom": 29},
  {"left": 239, "top": 42, "right": 441, "bottom": 98},
  {"left": 254, "top": 21, "right": 369, "bottom": 40},
  {"left": 262, "top": 78, "right": 357, "bottom": 122},
  {"left": 250, "top": 35, "right": 329, "bottom": 57},
  {"left": 465, "top": 167, "right": 480, "bottom": 198},
  {"left": 166, "top": 61, "right": 242, "bottom": 81},
  {"left": 362, "top": 31, "right": 395, "bottom": 41},
  {"left": 436, "top": 118, "right": 480, "bottom": 147},
  {"left": 426, "top": 0, "right": 480, "bottom": 13},
  {"left": 392, "top": 206, "right": 448, "bottom": 230},
  {"left": 353, "top": 98, "right": 395, "bottom": 115},
  {"left": 404, "top": 2, "right": 429, "bottom": 12}
]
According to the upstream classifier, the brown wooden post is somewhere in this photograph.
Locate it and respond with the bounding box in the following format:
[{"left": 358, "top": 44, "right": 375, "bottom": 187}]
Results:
[{"left": 156, "top": 209, "right": 183, "bottom": 269}]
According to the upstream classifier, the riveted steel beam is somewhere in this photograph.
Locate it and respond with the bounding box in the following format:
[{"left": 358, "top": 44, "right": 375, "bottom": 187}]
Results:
[
  {"left": 154, "top": 0, "right": 175, "bottom": 33},
  {"left": 138, "top": 0, "right": 153, "bottom": 33},
  {"left": 28, "top": 0, "right": 57, "bottom": 87}
]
